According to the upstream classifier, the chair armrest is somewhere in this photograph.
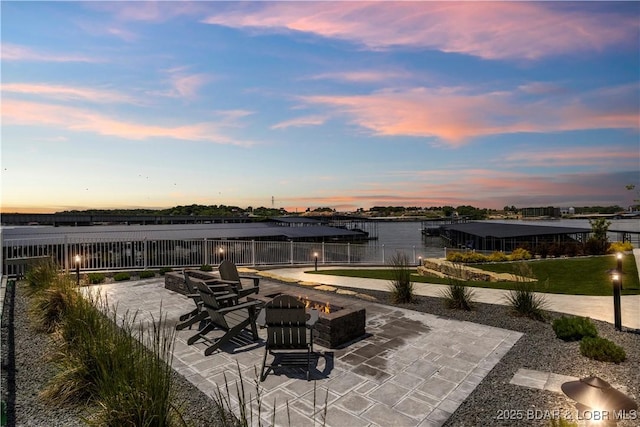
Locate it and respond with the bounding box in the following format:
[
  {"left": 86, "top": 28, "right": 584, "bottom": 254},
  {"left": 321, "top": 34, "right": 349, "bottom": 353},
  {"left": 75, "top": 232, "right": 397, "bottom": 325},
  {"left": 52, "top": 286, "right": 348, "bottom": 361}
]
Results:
[
  {"left": 237, "top": 286, "right": 259, "bottom": 298},
  {"left": 218, "top": 299, "right": 263, "bottom": 314},
  {"left": 238, "top": 275, "right": 260, "bottom": 287}
]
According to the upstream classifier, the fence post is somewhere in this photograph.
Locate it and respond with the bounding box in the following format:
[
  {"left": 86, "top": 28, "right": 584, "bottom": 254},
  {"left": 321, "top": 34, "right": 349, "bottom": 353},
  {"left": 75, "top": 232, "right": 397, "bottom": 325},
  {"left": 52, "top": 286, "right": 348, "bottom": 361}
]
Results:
[
  {"left": 322, "top": 241, "right": 325, "bottom": 264},
  {"left": 64, "top": 235, "right": 69, "bottom": 273},
  {"left": 382, "top": 244, "right": 385, "bottom": 264},
  {"left": 144, "top": 238, "right": 148, "bottom": 270},
  {"left": 252, "top": 240, "right": 256, "bottom": 266},
  {"left": 412, "top": 246, "right": 416, "bottom": 264},
  {"left": 203, "top": 239, "right": 208, "bottom": 266},
  {"left": 290, "top": 241, "right": 294, "bottom": 265},
  {"left": 347, "top": 243, "right": 350, "bottom": 264},
  {"left": 444, "top": 246, "right": 447, "bottom": 258}
]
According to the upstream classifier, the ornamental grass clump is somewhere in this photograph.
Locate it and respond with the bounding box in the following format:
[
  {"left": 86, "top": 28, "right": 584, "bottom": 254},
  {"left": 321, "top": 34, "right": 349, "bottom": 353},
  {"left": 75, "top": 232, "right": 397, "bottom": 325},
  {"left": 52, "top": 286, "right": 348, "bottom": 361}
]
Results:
[
  {"left": 505, "top": 263, "right": 547, "bottom": 321},
  {"left": 29, "top": 273, "right": 78, "bottom": 333},
  {"left": 552, "top": 316, "right": 598, "bottom": 342},
  {"left": 388, "top": 252, "right": 414, "bottom": 304},
  {"left": 24, "top": 257, "right": 59, "bottom": 295},
  {"left": 441, "top": 264, "right": 475, "bottom": 311}
]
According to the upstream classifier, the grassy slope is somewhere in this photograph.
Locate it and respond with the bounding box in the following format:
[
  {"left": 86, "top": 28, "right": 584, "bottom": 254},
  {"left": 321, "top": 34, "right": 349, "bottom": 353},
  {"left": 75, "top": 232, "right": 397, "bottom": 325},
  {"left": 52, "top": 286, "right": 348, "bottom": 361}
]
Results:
[{"left": 307, "top": 253, "right": 640, "bottom": 296}]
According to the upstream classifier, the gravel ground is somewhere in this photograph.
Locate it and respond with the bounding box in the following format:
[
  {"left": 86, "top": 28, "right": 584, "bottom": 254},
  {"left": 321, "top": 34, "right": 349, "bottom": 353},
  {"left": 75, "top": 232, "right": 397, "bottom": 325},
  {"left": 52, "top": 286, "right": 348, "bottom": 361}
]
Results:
[{"left": 2, "top": 279, "right": 639, "bottom": 426}]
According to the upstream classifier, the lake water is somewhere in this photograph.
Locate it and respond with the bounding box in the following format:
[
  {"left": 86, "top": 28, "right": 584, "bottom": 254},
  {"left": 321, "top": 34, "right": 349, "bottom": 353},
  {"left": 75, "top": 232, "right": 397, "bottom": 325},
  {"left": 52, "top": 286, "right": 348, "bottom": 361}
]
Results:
[{"left": 371, "top": 218, "right": 640, "bottom": 259}]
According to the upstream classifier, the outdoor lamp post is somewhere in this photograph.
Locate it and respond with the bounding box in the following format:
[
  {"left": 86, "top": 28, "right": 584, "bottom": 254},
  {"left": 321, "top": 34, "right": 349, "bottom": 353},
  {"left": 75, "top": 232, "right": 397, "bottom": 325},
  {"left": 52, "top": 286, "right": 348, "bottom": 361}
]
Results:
[
  {"left": 611, "top": 272, "right": 622, "bottom": 331},
  {"left": 74, "top": 255, "right": 81, "bottom": 286},
  {"left": 561, "top": 376, "right": 637, "bottom": 426},
  {"left": 314, "top": 252, "right": 318, "bottom": 272},
  {"left": 218, "top": 247, "right": 224, "bottom": 261},
  {"left": 418, "top": 256, "right": 423, "bottom": 267},
  {"left": 617, "top": 252, "right": 623, "bottom": 290}
]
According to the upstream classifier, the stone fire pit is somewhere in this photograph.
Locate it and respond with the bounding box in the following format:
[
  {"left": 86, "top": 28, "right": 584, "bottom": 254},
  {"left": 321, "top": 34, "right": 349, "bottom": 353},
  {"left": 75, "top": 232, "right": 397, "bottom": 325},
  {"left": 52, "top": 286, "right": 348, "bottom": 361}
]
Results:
[{"left": 250, "top": 292, "right": 366, "bottom": 349}]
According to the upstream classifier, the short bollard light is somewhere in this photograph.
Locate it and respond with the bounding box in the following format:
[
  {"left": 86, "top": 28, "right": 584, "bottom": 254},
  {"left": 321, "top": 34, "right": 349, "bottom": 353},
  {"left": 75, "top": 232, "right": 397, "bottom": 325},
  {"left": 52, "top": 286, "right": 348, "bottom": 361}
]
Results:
[
  {"left": 74, "top": 254, "right": 81, "bottom": 286},
  {"left": 314, "top": 252, "right": 318, "bottom": 271},
  {"left": 561, "top": 376, "right": 637, "bottom": 426},
  {"left": 218, "top": 247, "right": 224, "bottom": 261},
  {"left": 617, "top": 252, "right": 623, "bottom": 290},
  {"left": 418, "top": 256, "right": 423, "bottom": 267}
]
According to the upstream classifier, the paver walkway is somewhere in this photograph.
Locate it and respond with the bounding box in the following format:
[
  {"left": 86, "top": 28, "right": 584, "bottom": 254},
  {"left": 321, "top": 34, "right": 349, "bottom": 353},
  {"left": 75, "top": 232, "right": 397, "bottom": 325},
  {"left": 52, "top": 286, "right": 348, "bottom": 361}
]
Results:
[{"left": 89, "top": 278, "right": 522, "bottom": 427}]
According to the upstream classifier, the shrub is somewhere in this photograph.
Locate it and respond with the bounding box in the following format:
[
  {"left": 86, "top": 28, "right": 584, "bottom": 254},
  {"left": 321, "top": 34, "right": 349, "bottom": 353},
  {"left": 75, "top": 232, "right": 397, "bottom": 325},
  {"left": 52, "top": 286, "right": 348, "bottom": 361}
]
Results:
[
  {"left": 388, "top": 252, "right": 414, "bottom": 304},
  {"left": 464, "top": 252, "right": 488, "bottom": 263},
  {"left": 446, "top": 251, "right": 465, "bottom": 263},
  {"left": 505, "top": 263, "right": 547, "bottom": 321},
  {"left": 159, "top": 267, "right": 173, "bottom": 275},
  {"left": 200, "top": 264, "right": 214, "bottom": 272},
  {"left": 552, "top": 316, "right": 598, "bottom": 341},
  {"left": 138, "top": 270, "right": 155, "bottom": 279},
  {"left": 584, "top": 237, "right": 608, "bottom": 255},
  {"left": 579, "top": 337, "right": 626, "bottom": 363},
  {"left": 509, "top": 248, "right": 532, "bottom": 261},
  {"left": 535, "top": 243, "right": 549, "bottom": 259},
  {"left": 113, "top": 272, "right": 131, "bottom": 282},
  {"left": 487, "top": 251, "right": 508, "bottom": 262},
  {"left": 608, "top": 241, "right": 634, "bottom": 253},
  {"left": 441, "top": 265, "right": 475, "bottom": 310},
  {"left": 563, "top": 242, "right": 581, "bottom": 257},
  {"left": 87, "top": 273, "right": 106, "bottom": 284}
]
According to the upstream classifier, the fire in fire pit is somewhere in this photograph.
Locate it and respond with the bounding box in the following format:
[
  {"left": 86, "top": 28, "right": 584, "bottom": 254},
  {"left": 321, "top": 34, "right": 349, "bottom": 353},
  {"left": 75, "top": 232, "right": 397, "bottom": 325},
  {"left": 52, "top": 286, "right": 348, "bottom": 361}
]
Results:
[{"left": 297, "top": 296, "right": 338, "bottom": 314}]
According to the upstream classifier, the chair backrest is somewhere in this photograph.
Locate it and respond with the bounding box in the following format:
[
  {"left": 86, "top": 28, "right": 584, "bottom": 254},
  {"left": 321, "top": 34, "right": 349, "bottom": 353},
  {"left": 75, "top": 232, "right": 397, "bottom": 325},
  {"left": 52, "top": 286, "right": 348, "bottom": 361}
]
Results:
[
  {"left": 264, "top": 295, "right": 308, "bottom": 349},
  {"left": 195, "top": 281, "right": 228, "bottom": 327},
  {"left": 183, "top": 270, "right": 199, "bottom": 294},
  {"left": 219, "top": 260, "right": 240, "bottom": 283}
]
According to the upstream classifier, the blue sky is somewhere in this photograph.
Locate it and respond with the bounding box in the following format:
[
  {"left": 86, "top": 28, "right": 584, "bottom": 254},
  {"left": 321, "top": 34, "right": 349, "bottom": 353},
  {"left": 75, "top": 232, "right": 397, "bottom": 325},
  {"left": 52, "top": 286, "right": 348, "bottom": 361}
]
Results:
[{"left": 2, "top": 1, "right": 638, "bottom": 213}]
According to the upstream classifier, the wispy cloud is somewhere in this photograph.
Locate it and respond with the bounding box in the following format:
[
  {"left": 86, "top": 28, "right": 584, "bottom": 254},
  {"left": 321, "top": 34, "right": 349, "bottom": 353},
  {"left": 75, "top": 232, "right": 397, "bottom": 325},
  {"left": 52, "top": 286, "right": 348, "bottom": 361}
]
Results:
[
  {"left": 1, "top": 83, "right": 137, "bottom": 104},
  {"left": 306, "top": 70, "right": 410, "bottom": 83},
  {"left": 302, "top": 83, "right": 639, "bottom": 144},
  {"left": 3, "top": 99, "right": 253, "bottom": 145},
  {"left": 271, "top": 115, "right": 327, "bottom": 130},
  {"left": 501, "top": 147, "right": 639, "bottom": 169},
  {"left": 151, "top": 67, "right": 213, "bottom": 99},
  {"left": 1, "top": 43, "right": 102, "bottom": 63},
  {"left": 202, "top": 2, "right": 638, "bottom": 60}
]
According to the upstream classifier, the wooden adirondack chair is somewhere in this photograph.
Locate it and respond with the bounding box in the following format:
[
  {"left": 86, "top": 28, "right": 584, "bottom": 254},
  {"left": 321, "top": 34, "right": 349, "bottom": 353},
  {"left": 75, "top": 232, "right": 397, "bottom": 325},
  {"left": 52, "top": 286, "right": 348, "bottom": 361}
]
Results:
[
  {"left": 176, "top": 270, "right": 234, "bottom": 331},
  {"left": 186, "top": 280, "right": 263, "bottom": 356},
  {"left": 260, "top": 295, "right": 317, "bottom": 381},
  {"left": 218, "top": 259, "right": 260, "bottom": 298}
]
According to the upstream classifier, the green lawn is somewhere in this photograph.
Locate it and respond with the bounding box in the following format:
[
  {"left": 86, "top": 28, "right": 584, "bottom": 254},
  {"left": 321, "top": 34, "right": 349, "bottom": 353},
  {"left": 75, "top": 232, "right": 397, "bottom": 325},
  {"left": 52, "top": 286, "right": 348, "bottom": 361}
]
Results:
[{"left": 306, "top": 254, "right": 640, "bottom": 296}]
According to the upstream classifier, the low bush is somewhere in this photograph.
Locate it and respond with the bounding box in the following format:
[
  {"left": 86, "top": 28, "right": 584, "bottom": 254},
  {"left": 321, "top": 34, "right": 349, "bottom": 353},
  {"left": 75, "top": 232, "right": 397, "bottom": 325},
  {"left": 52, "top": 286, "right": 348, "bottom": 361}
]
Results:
[
  {"left": 138, "top": 270, "right": 155, "bottom": 279},
  {"left": 509, "top": 248, "right": 532, "bottom": 261},
  {"left": 608, "top": 241, "right": 634, "bottom": 253},
  {"left": 579, "top": 337, "right": 626, "bottom": 363},
  {"left": 446, "top": 251, "right": 466, "bottom": 263},
  {"left": 388, "top": 252, "right": 414, "bottom": 304},
  {"left": 584, "top": 237, "right": 608, "bottom": 255},
  {"left": 200, "top": 264, "right": 214, "bottom": 272},
  {"left": 552, "top": 316, "right": 598, "bottom": 341},
  {"left": 113, "top": 272, "right": 131, "bottom": 282},
  {"left": 87, "top": 273, "right": 106, "bottom": 284},
  {"left": 159, "top": 267, "right": 173, "bottom": 275},
  {"left": 487, "top": 251, "right": 508, "bottom": 262}
]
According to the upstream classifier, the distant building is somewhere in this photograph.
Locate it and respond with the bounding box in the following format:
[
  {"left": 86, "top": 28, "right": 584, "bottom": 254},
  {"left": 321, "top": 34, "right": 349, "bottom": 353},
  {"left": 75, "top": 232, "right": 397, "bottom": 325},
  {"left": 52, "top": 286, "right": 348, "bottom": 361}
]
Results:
[
  {"left": 560, "top": 207, "right": 575, "bottom": 216},
  {"left": 521, "top": 206, "right": 561, "bottom": 218}
]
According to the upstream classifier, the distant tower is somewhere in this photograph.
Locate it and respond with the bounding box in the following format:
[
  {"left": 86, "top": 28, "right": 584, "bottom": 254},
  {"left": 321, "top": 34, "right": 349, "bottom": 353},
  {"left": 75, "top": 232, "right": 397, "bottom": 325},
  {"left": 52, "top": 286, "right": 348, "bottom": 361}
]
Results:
[{"left": 272, "top": 196, "right": 274, "bottom": 208}]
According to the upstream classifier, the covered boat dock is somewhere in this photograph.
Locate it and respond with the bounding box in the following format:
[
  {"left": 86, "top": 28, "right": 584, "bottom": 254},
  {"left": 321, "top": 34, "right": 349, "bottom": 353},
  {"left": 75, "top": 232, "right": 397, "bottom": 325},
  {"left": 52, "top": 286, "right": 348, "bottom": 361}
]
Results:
[{"left": 441, "top": 222, "right": 591, "bottom": 252}]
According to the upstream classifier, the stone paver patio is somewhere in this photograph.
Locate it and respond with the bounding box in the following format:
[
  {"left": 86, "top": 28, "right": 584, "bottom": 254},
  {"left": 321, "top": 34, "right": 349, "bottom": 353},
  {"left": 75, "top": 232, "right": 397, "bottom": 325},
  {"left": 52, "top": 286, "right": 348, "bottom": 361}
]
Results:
[{"left": 89, "top": 277, "right": 522, "bottom": 427}]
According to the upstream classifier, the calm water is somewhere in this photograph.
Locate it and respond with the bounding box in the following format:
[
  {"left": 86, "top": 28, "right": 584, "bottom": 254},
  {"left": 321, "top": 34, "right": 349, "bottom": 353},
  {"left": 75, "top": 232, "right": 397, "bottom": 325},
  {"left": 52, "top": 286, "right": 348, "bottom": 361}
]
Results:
[{"left": 370, "top": 218, "right": 640, "bottom": 259}]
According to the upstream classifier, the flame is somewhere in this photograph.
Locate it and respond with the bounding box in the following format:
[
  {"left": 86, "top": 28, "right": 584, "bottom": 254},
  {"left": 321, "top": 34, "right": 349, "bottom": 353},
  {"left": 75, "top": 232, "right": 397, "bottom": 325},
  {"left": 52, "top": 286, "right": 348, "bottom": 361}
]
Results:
[{"left": 297, "top": 296, "right": 332, "bottom": 314}]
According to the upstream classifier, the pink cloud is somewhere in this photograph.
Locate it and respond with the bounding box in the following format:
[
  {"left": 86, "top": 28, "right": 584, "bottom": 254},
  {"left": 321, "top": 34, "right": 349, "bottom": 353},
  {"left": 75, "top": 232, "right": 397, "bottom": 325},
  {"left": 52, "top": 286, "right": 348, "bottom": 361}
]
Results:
[
  {"left": 2, "top": 99, "right": 253, "bottom": 145},
  {"left": 1, "top": 43, "right": 102, "bottom": 63},
  {"left": 302, "top": 84, "right": 639, "bottom": 144},
  {"left": 202, "top": 2, "right": 638, "bottom": 60}
]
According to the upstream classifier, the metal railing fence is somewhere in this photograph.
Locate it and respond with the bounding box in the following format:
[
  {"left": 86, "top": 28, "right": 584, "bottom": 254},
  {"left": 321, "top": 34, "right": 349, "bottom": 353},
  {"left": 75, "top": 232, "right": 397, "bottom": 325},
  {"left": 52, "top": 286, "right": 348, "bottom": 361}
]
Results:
[{"left": 1, "top": 236, "right": 429, "bottom": 277}]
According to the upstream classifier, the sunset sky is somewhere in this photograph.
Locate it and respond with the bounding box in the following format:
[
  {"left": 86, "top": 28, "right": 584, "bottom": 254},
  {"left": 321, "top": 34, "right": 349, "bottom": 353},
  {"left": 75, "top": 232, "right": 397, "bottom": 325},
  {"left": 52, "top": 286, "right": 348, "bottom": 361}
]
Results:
[{"left": 2, "top": 1, "right": 639, "bottom": 213}]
